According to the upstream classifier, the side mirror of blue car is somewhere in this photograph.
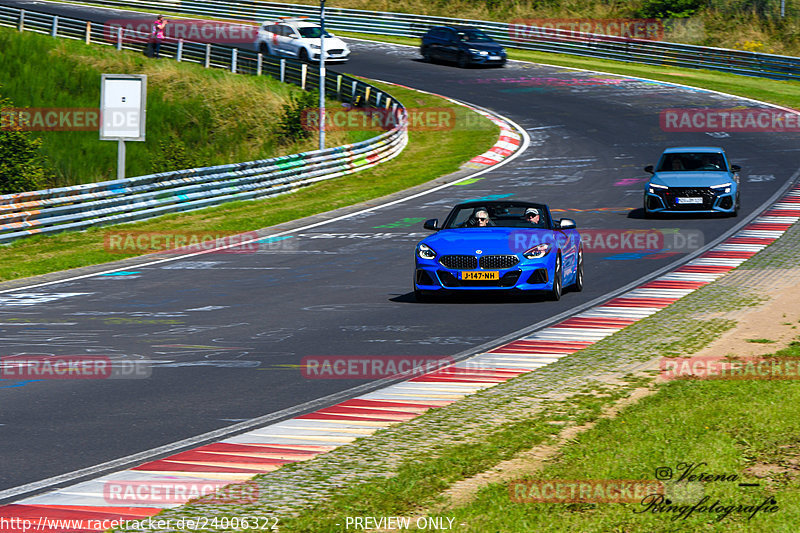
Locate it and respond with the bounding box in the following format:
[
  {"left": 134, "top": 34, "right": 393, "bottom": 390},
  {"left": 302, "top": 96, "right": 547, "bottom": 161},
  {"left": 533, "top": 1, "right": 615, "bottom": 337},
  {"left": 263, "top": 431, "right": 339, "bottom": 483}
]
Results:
[
  {"left": 557, "top": 218, "right": 577, "bottom": 229},
  {"left": 423, "top": 218, "right": 439, "bottom": 230},
  {"left": 731, "top": 164, "right": 741, "bottom": 172},
  {"left": 644, "top": 165, "right": 654, "bottom": 174}
]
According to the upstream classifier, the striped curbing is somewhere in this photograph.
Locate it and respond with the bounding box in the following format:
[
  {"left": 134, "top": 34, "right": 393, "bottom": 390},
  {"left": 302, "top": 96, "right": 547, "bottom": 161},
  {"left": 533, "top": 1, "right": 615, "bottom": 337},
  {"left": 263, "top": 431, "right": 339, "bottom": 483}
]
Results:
[{"left": 463, "top": 116, "right": 523, "bottom": 169}]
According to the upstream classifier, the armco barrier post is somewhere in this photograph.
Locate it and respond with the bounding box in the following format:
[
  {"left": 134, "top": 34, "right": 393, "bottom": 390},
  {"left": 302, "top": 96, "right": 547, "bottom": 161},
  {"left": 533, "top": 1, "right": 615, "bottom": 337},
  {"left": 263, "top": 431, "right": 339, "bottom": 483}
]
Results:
[
  {"left": 51, "top": 16, "right": 58, "bottom": 37},
  {"left": 85, "top": 21, "right": 91, "bottom": 44},
  {"left": 280, "top": 58, "right": 285, "bottom": 82},
  {"left": 18, "top": 9, "right": 23, "bottom": 31},
  {"left": 204, "top": 43, "right": 211, "bottom": 68},
  {"left": 116, "top": 27, "right": 122, "bottom": 50},
  {"left": 177, "top": 39, "right": 183, "bottom": 61},
  {"left": 231, "top": 48, "right": 237, "bottom": 73},
  {"left": 257, "top": 53, "right": 263, "bottom": 76}
]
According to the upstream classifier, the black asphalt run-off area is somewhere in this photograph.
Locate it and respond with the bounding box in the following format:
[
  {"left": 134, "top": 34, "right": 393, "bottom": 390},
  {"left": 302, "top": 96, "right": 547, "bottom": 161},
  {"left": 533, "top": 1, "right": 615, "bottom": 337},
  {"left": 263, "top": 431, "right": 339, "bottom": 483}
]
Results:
[{"left": 1, "top": 0, "right": 798, "bottom": 497}]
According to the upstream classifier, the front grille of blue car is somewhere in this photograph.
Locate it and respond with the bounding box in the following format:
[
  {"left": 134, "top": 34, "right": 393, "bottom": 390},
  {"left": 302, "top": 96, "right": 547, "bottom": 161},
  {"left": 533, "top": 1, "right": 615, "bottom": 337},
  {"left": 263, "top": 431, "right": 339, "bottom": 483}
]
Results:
[
  {"left": 480, "top": 255, "right": 519, "bottom": 269},
  {"left": 440, "top": 255, "right": 478, "bottom": 269},
  {"left": 439, "top": 255, "right": 519, "bottom": 270},
  {"left": 656, "top": 187, "right": 716, "bottom": 210}
]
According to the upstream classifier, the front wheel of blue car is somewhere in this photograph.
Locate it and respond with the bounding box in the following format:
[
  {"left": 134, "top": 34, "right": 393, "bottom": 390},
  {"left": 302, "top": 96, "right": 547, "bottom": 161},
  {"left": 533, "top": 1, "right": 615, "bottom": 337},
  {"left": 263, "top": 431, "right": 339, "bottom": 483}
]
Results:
[
  {"left": 547, "top": 254, "right": 562, "bottom": 301},
  {"left": 728, "top": 193, "right": 740, "bottom": 217}
]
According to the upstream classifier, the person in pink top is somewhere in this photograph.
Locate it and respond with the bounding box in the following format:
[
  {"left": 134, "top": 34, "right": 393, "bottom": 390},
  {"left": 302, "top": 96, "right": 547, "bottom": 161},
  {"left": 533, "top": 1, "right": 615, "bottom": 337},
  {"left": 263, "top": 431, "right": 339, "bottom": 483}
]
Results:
[{"left": 151, "top": 15, "right": 168, "bottom": 58}]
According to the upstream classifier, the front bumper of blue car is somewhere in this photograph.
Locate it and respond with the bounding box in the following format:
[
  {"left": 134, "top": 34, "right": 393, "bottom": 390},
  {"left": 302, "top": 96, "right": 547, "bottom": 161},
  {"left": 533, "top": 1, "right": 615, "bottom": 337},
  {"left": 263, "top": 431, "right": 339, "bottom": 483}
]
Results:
[
  {"left": 414, "top": 255, "right": 555, "bottom": 292},
  {"left": 644, "top": 185, "right": 737, "bottom": 215}
]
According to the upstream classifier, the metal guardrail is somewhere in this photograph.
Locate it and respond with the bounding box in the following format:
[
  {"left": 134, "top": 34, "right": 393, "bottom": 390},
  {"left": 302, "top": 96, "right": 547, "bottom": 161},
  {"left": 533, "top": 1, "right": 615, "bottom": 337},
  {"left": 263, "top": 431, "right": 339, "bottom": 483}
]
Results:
[
  {"left": 61, "top": 0, "right": 800, "bottom": 81},
  {"left": 0, "top": 5, "right": 408, "bottom": 243}
]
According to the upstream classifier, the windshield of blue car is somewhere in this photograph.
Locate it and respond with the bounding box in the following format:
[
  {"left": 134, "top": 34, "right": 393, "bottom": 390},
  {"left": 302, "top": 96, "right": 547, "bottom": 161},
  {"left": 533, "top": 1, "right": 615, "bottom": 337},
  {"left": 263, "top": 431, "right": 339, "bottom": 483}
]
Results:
[
  {"left": 444, "top": 206, "right": 548, "bottom": 229},
  {"left": 457, "top": 30, "right": 493, "bottom": 42},
  {"left": 298, "top": 27, "right": 332, "bottom": 38},
  {"left": 657, "top": 153, "right": 726, "bottom": 172}
]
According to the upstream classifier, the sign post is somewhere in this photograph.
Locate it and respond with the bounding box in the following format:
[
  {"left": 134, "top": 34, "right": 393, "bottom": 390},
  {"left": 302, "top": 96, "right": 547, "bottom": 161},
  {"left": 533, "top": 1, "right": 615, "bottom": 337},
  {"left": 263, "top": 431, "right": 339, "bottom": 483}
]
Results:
[
  {"left": 100, "top": 74, "right": 147, "bottom": 179},
  {"left": 319, "top": 0, "right": 326, "bottom": 151}
]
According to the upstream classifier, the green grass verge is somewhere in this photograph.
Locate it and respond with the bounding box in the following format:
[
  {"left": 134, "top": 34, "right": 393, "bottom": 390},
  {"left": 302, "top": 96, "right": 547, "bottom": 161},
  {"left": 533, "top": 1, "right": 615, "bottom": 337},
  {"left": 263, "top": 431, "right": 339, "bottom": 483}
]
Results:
[
  {"left": 437, "top": 342, "right": 800, "bottom": 532},
  {"left": 0, "top": 79, "right": 497, "bottom": 282},
  {"left": 0, "top": 26, "right": 370, "bottom": 186}
]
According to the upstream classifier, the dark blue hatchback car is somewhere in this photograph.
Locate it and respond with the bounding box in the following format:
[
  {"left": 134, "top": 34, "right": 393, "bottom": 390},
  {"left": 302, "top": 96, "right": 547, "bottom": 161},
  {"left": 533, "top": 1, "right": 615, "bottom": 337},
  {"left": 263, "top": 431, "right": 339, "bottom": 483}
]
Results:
[{"left": 420, "top": 26, "right": 507, "bottom": 68}]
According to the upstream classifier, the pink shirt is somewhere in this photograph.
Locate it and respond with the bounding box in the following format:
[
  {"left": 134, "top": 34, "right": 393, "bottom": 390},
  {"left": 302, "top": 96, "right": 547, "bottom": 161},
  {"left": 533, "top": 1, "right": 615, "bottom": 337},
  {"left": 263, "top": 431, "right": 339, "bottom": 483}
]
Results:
[{"left": 153, "top": 20, "right": 166, "bottom": 40}]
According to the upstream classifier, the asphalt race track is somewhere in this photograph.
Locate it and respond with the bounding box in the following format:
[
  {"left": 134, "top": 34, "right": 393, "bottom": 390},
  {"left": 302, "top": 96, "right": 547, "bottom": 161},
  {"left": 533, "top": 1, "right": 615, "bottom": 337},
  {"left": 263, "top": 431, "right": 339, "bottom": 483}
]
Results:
[{"left": 1, "top": 0, "right": 799, "bottom": 500}]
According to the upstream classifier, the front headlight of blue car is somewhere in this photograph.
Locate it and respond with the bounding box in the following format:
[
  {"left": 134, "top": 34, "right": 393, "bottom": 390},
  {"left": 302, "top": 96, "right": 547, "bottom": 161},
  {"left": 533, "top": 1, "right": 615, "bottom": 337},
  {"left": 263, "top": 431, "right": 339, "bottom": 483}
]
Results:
[
  {"left": 523, "top": 243, "right": 552, "bottom": 259},
  {"left": 417, "top": 243, "right": 437, "bottom": 260},
  {"left": 648, "top": 183, "right": 668, "bottom": 194},
  {"left": 710, "top": 183, "right": 732, "bottom": 193},
  {"left": 469, "top": 49, "right": 489, "bottom": 56}
]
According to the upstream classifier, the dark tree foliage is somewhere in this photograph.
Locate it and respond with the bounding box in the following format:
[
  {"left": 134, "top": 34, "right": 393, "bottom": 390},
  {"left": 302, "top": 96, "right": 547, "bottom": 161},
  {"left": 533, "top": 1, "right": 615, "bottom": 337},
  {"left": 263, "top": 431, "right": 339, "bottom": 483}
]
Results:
[
  {"left": 276, "top": 90, "right": 319, "bottom": 144},
  {"left": 0, "top": 97, "right": 48, "bottom": 194},
  {"left": 153, "top": 133, "right": 198, "bottom": 172},
  {"left": 636, "top": 0, "right": 704, "bottom": 18}
]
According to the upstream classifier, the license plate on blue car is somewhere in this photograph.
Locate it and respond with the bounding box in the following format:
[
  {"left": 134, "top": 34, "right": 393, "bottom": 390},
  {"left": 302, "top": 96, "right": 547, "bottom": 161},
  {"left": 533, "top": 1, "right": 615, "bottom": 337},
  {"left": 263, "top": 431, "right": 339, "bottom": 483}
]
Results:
[
  {"left": 462, "top": 271, "right": 499, "bottom": 281},
  {"left": 676, "top": 197, "right": 703, "bottom": 204}
]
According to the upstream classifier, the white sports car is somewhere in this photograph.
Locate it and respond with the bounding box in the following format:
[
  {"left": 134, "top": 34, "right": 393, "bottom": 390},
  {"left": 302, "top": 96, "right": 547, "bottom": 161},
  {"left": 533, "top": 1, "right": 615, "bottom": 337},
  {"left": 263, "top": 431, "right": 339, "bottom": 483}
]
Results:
[{"left": 256, "top": 18, "right": 350, "bottom": 63}]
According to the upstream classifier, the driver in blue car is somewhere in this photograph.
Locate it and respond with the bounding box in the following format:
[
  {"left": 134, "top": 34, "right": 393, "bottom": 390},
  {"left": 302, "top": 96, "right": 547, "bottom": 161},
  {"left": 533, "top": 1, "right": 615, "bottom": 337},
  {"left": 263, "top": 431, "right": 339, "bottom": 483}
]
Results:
[{"left": 474, "top": 209, "right": 493, "bottom": 227}]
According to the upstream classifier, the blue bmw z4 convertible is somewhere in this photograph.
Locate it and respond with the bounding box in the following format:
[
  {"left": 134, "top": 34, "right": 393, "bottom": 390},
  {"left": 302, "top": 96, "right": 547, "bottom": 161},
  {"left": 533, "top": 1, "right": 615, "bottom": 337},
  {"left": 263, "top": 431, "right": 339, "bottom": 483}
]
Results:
[{"left": 413, "top": 201, "right": 583, "bottom": 301}]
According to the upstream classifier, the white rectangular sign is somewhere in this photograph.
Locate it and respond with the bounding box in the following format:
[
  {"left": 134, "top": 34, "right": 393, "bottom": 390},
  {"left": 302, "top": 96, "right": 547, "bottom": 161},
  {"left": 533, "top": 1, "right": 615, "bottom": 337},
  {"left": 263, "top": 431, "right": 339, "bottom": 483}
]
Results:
[{"left": 100, "top": 74, "right": 146, "bottom": 141}]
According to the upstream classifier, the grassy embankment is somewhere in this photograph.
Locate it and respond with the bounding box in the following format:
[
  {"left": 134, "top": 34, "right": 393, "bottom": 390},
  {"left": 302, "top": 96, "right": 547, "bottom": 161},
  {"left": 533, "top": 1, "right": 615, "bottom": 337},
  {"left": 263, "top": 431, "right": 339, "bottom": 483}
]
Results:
[{"left": 0, "top": 26, "right": 368, "bottom": 187}]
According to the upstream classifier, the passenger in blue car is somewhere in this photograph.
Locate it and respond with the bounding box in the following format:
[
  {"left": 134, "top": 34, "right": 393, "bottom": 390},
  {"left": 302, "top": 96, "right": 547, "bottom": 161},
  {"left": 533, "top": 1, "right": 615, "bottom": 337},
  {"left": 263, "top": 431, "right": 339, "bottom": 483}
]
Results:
[{"left": 524, "top": 207, "right": 541, "bottom": 226}]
